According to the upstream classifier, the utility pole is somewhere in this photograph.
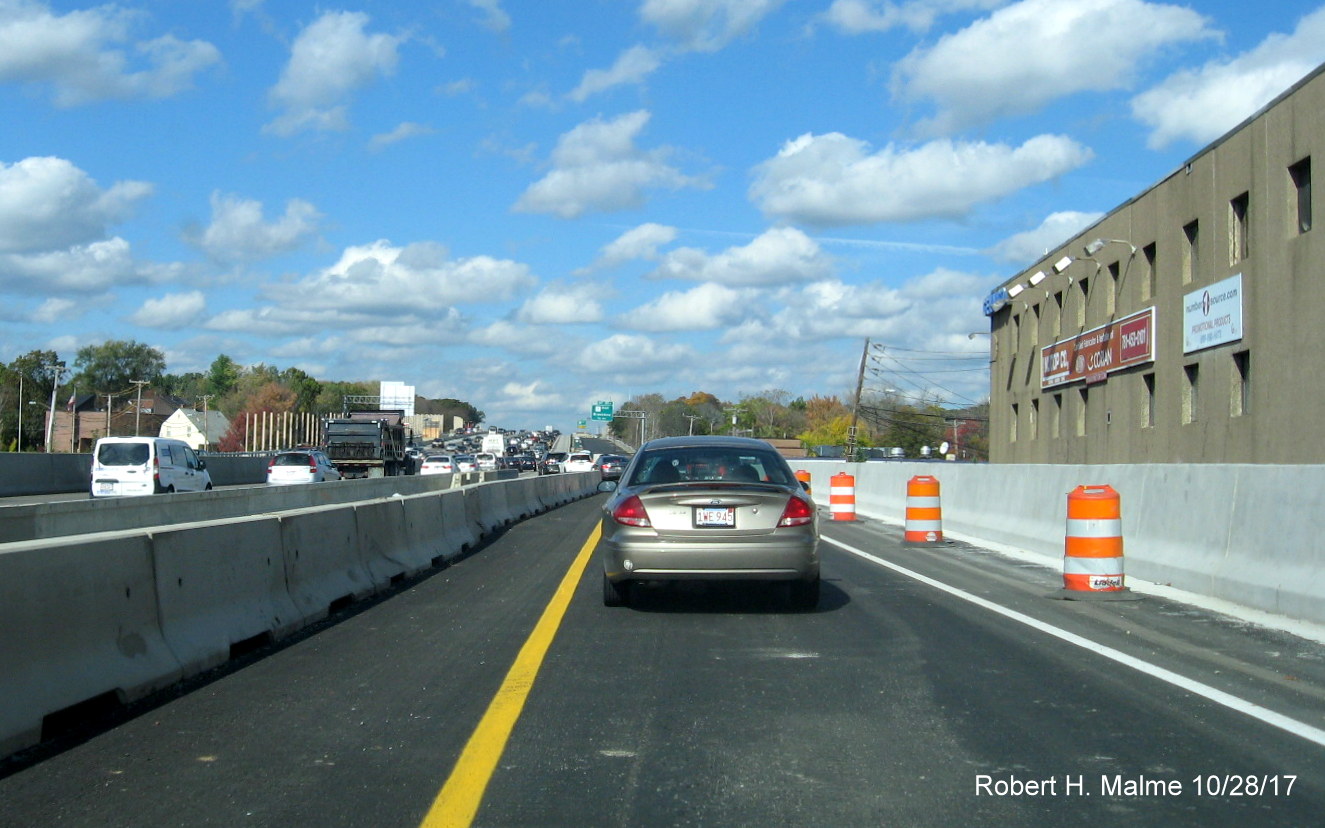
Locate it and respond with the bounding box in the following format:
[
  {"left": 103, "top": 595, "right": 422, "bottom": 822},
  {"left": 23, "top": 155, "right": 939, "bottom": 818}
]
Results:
[
  {"left": 845, "top": 338, "right": 870, "bottom": 462},
  {"left": 131, "top": 379, "right": 149, "bottom": 436},
  {"left": 198, "top": 395, "right": 214, "bottom": 450}
]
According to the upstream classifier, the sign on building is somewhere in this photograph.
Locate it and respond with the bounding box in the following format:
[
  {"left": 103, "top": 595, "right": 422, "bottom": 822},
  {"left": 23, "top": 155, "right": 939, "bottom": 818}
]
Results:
[
  {"left": 1183, "top": 274, "right": 1243, "bottom": 353},
  {"left": 1041, "top": 307, "right": 1156, "bottom": 389}
]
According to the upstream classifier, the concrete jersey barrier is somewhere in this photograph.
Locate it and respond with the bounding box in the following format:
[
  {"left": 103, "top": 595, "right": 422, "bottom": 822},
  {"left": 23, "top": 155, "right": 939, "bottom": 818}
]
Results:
[{"left": 0, "top": 470, "right": 601, "bottom": 761}]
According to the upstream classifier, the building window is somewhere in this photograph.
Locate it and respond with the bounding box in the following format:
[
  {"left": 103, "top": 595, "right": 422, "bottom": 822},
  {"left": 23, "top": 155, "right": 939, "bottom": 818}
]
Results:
[
  {"left": 1142, "top": 373, "right": 1155, "bottom": 428},
  {"left": 1232, "top": 351, "right": 1251, "bottom": 417},
  {"left": 1105, "top": 261, "right": 1119, "bottom": 316},
  {"left": 1076, "top": 276, "right": 1089, "bottom": 328},
  {"left": 1229, "top": 191, "right": 1249, "bottom": 264},
  {"left": 1030, "top": 398, "right": 1039, "bottom": 440},
  {"left": 1076, "top": 387, "right": 1088, "bottom": 436},
  {"left": 1183, "top": 220, "right": 1199, "bottom": 284},
  {"left": 1183, "top": 363, "right": 1199, "bottom": 424},
  {"left": 1010, "top": 402, "right": 1019, "bottom": 443},
  {"left": 1052, "top": 393, "right": 1062, "bottom": 439},
  {"left": 1290, "top": 157, "right": 1312, "bottom": 234},
  {"left": 1142, "top": 242, "right": 1157, "bottom": 301}
]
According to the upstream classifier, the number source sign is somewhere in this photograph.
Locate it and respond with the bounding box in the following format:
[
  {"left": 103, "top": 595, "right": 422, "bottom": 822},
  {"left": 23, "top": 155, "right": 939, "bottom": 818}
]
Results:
[{"left": 1041, "top": 307, "right": 1155, "bottom": 389}]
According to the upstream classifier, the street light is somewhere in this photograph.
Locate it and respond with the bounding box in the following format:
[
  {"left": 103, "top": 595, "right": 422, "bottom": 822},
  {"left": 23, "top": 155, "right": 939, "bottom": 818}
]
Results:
[{"left": 1083, "top": 238, "right": 1137, "bottom": 257}]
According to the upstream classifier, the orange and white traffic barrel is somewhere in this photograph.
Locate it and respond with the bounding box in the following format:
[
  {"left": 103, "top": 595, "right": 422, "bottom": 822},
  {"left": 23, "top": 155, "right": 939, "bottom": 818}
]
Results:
[
  {"left": 903, "top": 475, "right": 943, "bottom": 545},
  {"left": 829, "top": 473, "right": 856, "bottom": 521},
  {"left": 795, "top": 469, "right": 812, "bottom": 495},
  {"left": 1061, "top": 485, "right": 1136, "bottom": 600}
]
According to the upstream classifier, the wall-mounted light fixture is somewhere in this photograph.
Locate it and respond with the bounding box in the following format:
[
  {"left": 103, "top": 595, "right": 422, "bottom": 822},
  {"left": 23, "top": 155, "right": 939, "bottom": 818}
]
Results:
[
  {"left": 1052, "top": 256, "right": 1073, "bottom": 274},
  {"left": 1008, "top": 283, "right": 1025, "bottom": 298},
  {"left": 1028, "top": 270, "right": 1046, "bottom": 286}
]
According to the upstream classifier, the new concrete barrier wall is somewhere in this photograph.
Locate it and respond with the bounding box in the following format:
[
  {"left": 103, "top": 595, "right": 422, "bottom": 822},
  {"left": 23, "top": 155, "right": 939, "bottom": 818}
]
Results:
[
  {"left": 278, "top": 504, "right": 373, "bottom": 624},
  {"left": 801, "top": 461, "right": 1325, "bottom": 626},
  {"left": 152, "top": 516, "right": 302, "bottom": 677},
  {"left": 0, "top": 532, "right": 182, "bottom": 758},
  {"left": 0, "top": 469, "right": 509, "bottom": 543},
  {"left": 0, "top": 471, "right": 599, "bottom": 760}
]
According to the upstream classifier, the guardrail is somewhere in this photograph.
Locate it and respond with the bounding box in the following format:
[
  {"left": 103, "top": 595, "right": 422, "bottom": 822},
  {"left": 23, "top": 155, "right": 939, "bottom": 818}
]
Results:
[{"left": 0, "top": 470, "right": 602, "bottom": 760}]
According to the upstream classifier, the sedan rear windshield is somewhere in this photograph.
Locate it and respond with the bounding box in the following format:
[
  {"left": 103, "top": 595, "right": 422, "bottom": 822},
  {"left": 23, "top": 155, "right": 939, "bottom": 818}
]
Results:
[
  {"left": 272, "top": 453, "right": 316, "bottom": 466},
  {"left": 627, "top": 449, "right": 793, "bottom": 486}
]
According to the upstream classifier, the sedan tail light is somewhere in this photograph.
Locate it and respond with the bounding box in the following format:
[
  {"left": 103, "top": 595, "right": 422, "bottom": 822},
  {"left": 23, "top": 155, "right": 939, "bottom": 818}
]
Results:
[
  {"left": 612, "top": 495, "right": 652, "bottom": 527},
  {"left": 778, "top": 495, "right": 815, "bottom": 527}
]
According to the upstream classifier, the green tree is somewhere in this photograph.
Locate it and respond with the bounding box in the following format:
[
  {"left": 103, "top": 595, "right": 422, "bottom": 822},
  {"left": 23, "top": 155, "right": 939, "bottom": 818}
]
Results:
[
  {"left": 4, "top": 351, "right": 68, "bottom": 451},
  {"left": 72, "top": 340, "right": 165, "bottom": 395},
  {"left": 206, "top": 354, "right": 241, "bottom": 397}
]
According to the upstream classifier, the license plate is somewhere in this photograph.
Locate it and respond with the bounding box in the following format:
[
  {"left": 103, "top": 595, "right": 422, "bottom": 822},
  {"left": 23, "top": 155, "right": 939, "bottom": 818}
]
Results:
[
  {"left": 95, "top": 481, "right": 116, "bottom": 495},
  {"left": 695, "top": 507, "right": 735, "bottom": 527}
]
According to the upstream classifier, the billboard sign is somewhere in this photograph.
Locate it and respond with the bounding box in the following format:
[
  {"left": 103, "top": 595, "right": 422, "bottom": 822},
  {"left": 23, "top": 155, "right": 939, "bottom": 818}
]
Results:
[
  {"left": 1183, "top": 273, "right": 1243, "bottom": 353},
  {"left": 1041, "top": 307, "right": 1155, "bottom": 390}
]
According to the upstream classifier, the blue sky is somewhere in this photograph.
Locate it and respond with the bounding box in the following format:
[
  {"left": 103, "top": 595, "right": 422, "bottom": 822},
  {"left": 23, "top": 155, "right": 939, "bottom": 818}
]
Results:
[{"left": 3, "top": 0, "right": 1325, "bottom": 430}]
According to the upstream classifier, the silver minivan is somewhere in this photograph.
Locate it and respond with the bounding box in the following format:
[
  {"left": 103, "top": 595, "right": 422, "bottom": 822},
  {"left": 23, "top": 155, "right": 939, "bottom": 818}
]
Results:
[{"left": 91, "top": 436, "right": 214, "bottom": 497}]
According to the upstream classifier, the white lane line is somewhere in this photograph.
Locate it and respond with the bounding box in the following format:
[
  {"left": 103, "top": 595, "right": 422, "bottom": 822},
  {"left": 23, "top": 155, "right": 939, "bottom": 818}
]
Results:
[{"left": 825, "top": 535, "right": 1325, "bottom": 750}]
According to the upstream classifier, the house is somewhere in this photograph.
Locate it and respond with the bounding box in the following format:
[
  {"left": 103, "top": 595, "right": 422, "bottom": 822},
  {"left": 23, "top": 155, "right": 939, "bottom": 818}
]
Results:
[{"left": 160, "top": 408, "right": 231, "bottom": 451}]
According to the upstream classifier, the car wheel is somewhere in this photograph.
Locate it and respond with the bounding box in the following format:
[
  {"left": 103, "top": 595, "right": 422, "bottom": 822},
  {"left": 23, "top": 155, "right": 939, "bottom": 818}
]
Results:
[
  {"left": 788, "top": 577, "right": 819, "bottom": 611},
  {"left": 603, "top": 572, "right": 631, "bottom": 607}
]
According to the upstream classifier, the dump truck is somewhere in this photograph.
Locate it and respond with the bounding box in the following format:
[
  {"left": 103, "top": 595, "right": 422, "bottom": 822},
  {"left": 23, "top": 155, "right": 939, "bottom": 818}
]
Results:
[{"left": 323, "top": 410, "right": 410, "bottom": 478}]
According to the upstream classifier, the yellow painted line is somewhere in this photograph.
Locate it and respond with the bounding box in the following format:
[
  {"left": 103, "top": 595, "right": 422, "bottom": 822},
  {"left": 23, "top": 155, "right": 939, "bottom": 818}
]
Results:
[{"left": 420, "top": 523, "right": 601, "bottom": 828}]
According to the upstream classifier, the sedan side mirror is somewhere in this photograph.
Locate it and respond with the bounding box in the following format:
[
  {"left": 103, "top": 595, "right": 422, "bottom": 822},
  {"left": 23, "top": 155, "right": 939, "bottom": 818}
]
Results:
[{"left": 597, "top": 480, "right": 618, "bottom": 493}]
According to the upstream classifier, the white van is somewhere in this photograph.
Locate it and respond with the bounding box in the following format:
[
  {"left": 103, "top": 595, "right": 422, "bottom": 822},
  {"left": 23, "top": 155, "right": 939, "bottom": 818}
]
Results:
[{"left": 91, "top": 437, "right": 214, "bottom": 497}]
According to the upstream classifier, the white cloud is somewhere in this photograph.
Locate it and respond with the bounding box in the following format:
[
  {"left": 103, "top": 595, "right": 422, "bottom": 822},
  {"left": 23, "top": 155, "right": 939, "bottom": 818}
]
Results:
[
  {"left": 516, "top": 283, "right": 604, "bottom": 324},
  {"left": 128, "top": 290, "right": 207, "bottom": 329},
  {"left": 0, "top": 156, "right": 152, "bottom": 254},
  {"left": 821, "top": 0, "right": 1005, "bottom": 35},
  {"left": 891, "top": 0, "right": 1218, "bottom": 134},
  {"left": 640, "top": 0, "right": 786, "bottom": 52},
  {"left": 749, "top": 131, "right": 1092, "bottom": 225},
  {"left": 988, "top": 210, "right": 1105, "bottom": 264},
  {"left": 650, "top": 226, "right": 833, "bottom": 286},
  {"left": 368, "top": 122, "right": 436, "bottom": 152},
  {"left": 188, "top": 191, "right": 321, "bottom": 263},
  {"left": 569, "top": 44, "right": 663, "bottom": 102},
  {"left": 579, "top": 222, "right": 678, "bottom": 273},
  {"left": 0, "top": 0, "right": 221, "bottom": 106},
  {"left": 468, "top": 320, "right": 570, "bottom": 357},
  {"left": 514, "top": 110, "right": 707, "bottom": 219},
  {"left": 29, "top": 296, "right": 79, "bottom": 324},
  {"left": 723, "top": 267, "right": 991, "bottom": 351},
  {"left": 262, "top": 239, "right": 536, "bottom": 316},
  {"left": 265, "top": 11, "right": 406, "bottom": 137},
  {"left": 466, "top": 0, "right": 512, "bottom": 34},
  {"left": 0, "top": 237, "right": 149, "bottom": 294},
  {"left": 573, "top": 332, "right": 698, "bottom": 375},
  {"left": 1132, "top": 8, "right": 1325, "bottom": 149},
  {"left": 617, "top": 282, "right": 759, "bottom": 331}
]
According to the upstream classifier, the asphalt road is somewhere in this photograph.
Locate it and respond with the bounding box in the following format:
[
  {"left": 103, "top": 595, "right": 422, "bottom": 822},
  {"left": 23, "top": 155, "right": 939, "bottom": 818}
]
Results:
[{"left": 2, "top": 496, "right": 1322, "bottom": 827}]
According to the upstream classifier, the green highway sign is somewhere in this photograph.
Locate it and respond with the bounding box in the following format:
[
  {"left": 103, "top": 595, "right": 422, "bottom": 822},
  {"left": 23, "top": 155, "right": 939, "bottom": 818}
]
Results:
[{"left": 591, "top": 401, "right": 614, "bottom": 421}]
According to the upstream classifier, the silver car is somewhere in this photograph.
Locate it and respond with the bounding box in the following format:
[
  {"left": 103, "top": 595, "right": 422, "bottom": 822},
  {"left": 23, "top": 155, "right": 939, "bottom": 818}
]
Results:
[{"left": 596, "top": 436, "right": 820, "bottom": 610}]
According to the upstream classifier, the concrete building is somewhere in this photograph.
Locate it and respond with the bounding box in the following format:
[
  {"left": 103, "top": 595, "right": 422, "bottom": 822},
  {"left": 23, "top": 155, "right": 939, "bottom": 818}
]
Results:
[{"left": 983, "top": 62, "right": 1325, "bottom": 464}]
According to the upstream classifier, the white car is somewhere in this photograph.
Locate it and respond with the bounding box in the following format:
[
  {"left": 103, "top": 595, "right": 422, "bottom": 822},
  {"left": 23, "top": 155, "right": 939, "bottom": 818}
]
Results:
[
  {"left": 91, "top": 436, "right": 214, "bottom": 497},
  {"left": 454, "top": 454, "right": 478, "bottom": 472},
  {"left": 475, "top": 452, "right": 500, "bottom": 471},
  {"left": 266, "top": 450, "right": 342, "bottom": 485},
  {"left": 562, "top": 451, "right": 595, "bottom": 473},
  {"left": 420, "top": 455, "right": 455, "bottom": 475}
]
